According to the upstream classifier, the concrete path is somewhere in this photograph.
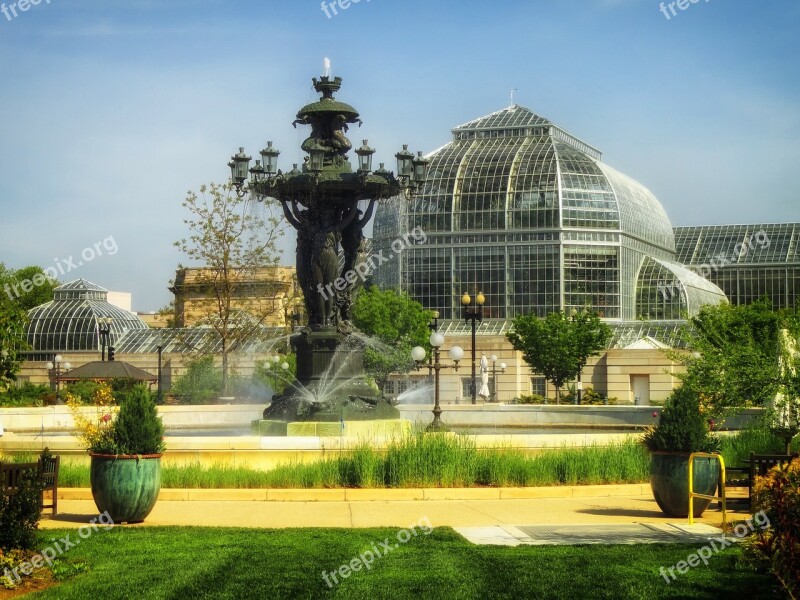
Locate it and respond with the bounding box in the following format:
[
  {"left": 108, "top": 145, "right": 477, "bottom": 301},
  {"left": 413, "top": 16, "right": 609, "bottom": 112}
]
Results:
[
  {"left": 455, "top": 523, "right": 728, "bottom": 546},
  {"left": 38, "top": 487, "right": 750, "bottom": 545}
]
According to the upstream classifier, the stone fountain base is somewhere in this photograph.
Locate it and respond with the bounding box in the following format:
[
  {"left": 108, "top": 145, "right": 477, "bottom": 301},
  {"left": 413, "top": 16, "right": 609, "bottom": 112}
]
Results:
[
  {"left": 262, "top": 329, "right": 400, "bottom": 424},
  {"left": 251, "top": 419, "right": 411, "bottom": 438}
]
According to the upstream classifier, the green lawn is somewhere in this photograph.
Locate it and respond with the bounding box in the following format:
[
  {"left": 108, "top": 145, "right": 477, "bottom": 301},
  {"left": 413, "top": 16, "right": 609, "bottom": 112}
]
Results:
[{"left": 26, "top": 527, "right": 778, "bottom": 600}]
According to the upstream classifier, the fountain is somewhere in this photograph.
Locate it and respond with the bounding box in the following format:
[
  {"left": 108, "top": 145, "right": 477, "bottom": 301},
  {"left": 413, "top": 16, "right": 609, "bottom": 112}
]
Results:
[{"left": 228, "top": 63, "right": 429, "bottom": 436}]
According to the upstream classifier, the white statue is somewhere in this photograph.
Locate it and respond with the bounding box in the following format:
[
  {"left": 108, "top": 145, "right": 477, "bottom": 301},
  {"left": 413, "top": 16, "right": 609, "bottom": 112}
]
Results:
[{"left": 479, "top": 353, "right": 491, "bottom": 401}]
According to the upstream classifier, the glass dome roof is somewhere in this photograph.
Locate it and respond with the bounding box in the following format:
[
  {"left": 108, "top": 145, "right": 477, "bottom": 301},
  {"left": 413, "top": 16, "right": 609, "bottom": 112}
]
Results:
[
  {"left": 25, "top": 279, "right": 149, "bottom": 353},
  {"left": 373, "top": 105, "right": 712, "bottom": 322}
]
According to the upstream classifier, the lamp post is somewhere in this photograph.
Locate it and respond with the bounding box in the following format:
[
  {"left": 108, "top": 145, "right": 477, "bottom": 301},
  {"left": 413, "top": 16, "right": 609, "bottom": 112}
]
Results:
[
  {"left": 97, "top": 317, "right": 112, "bottom": 362},
  {"left": 46, "top": 355, "right": 71, "bottom": 402},
  {"left": 411, "top": 331, "right": 463, "bottom": 432},
  {"left": 489, "top": 354, "right": 507, "bottom": 403},
  {"left": 461, "top": 291, "right": 485, "bottom": 404},
  {"left": 155, "top": 336, "right": 164, "bottom": 405}
]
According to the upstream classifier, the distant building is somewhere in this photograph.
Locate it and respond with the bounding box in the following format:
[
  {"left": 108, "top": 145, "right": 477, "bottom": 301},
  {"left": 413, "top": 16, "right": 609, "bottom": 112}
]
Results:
[
  {"left": 169, "top": 266, "right": 301, "bottom": 329},
  {"left": 17, "top": 278, "right": 289, "bottom": 390},
  {"left": 372, "top": 104, "right": 795, "bottom": 404},
  {"left": 675, "top": 223, "right": 800, "bottom": 310},
  {"left": 24, "top": 279, "right": 149, "bottom": 362}
]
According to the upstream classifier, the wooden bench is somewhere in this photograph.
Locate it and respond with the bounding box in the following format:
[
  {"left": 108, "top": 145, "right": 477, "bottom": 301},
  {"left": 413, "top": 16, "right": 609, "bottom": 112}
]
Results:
[
  {"left": 0, "top": 455, "right": 60, "bottom": 515},
  {"left": 720, "top": 451, "right": 797, "bottom": 510}
]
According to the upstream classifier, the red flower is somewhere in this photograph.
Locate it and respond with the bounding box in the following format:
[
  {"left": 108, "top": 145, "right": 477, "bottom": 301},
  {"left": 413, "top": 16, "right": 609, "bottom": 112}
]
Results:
[
  {"left": 652, "top": 411, "right": 659, "bottom": 418},
  {"left": 101, "top": 413, "right": 111, "bottom": 423}
]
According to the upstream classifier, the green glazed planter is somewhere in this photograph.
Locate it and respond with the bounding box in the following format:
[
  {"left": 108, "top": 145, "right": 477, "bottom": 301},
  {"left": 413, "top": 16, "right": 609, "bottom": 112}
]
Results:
[
  {"left": 90, "top": 454, "right": 162, "bottom": 524},
  {"left": 650, "top": 452, "right": 720, "bottom": 518}
]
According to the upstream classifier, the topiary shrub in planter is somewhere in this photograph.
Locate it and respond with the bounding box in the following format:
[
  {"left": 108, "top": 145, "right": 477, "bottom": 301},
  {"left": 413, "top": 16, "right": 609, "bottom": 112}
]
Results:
[
  {"left": 69, "top": 383, "right": 165, "bottom": 524},
  {"left": 643, "top": 385, "right": 720, "bottom": 517}
]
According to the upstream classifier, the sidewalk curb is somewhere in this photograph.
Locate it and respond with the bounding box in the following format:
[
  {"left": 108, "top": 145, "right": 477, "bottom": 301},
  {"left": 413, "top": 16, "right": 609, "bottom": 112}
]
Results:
[{"left": 58, "top": 483, "right": 651, "bottom": 502}]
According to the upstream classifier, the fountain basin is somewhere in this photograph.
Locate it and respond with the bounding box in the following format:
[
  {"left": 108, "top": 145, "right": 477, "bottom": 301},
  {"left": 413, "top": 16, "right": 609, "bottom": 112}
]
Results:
[{"left": 252, "top": 419, "right": 411, "bottom": 437}]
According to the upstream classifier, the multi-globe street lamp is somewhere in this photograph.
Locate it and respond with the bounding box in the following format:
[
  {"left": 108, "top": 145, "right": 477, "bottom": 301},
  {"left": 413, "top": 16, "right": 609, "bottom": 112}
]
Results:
[
  {"left": 489, "top": 354, "right": 507, "bottom": 403},
  {"left": 46, "top": 355, "right": 71, "bottom": 402},
  {"left": 461, "top": 291, "right": 485, "bottom": 404},
  {"left": 411, "top": 330, "right": 464, "bottom": 432}
]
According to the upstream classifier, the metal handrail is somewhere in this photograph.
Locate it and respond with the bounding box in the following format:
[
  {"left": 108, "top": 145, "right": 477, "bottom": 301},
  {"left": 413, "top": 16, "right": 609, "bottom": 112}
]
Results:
[{"left": 688, "top": 452, "right": 726, "bottom": 530}]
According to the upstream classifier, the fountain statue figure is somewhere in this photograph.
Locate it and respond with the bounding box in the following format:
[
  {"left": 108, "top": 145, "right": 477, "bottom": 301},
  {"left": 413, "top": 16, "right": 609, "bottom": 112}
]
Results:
[{"left": 235, "top": 69, "right": 428, "bottom": 425}]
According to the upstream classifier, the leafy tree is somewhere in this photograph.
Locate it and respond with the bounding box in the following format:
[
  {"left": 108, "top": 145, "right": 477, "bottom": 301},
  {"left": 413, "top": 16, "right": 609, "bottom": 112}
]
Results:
[
  {"left": 252, "top": 354, "right": 297, "bottom": 396},
  {"left": 676, "top": 300, "right": 783, "bottom": 417},
  {"left": 0, "top": 263, "right": 59, "bottom": 311},
  {"left": 7, "top": 266, "right": 58, "bottom": 310},
  {"left": 173, "top": 183, "right": 287, "bottom": 393},
  {"left": 0, "top": 267, "right": 27, "bottom": 388},
  {"left": 506, "top": 310, "right": 612, "bottom": 403},
  {"left": 351, "top": 287, "right": 432, "bottom": 394}
]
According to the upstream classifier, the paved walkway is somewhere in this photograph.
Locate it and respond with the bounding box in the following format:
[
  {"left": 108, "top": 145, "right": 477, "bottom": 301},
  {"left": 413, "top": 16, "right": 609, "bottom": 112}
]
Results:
[{"left": 38, "top": 486, "right": 751, "bottom": 545}]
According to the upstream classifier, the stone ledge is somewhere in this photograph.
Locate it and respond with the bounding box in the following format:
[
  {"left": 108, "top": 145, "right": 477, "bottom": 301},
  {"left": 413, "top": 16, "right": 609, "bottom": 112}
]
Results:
[{"left": 57, "top": 483, "right": 650, "bottom": 502}]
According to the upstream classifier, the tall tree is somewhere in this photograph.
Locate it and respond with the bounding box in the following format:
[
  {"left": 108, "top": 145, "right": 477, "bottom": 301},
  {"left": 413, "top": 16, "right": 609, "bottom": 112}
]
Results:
[
  {"left": 676, "top": 299, "right": 783, "bottom": 417},
  {"left": 173, "top": 183, "right": 287, "bottom": 393},
  {"left": 507, "top": 310, "right": 612, "bottom": 403},
  {"left": 1, "top": 264, "right": 58, "bottom": 311},
  {"left": 351, "top": 286, "right": 432, "bottom": 394},
  {"left": 0, "top": 265, "right": 28, "bottom": 387}
]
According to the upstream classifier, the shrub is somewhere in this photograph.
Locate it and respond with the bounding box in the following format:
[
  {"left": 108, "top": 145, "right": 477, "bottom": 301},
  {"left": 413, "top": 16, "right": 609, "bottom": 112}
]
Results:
[
  {"left": 642, "top": 385, "right": 718, "bottom": 453},
  {"left": 171, "top": 356, "right": 223, "bottom": 404},
  {"left": 0, "top": 382, "right": 50, "bottom": 407},
  {"left": 113, "top": 384, "right": 165, "bottom": 455},
  {"left": 109, "top": 378, "right": 143, "bottom": 405},
  {"left": 0, "top": 456, "right": 44, "bottom": 550},
  {"left": 515, "top": 394, "right": 547, "bottom": 405},
  {"left": 745, "top": 458, "right": 800, "bottom": 598},
  {"left": 63, "top": 380, "right": 105, "bottom": 405},
  {"left": 581, "top": 387, "right": 606, "bottom": 405}
]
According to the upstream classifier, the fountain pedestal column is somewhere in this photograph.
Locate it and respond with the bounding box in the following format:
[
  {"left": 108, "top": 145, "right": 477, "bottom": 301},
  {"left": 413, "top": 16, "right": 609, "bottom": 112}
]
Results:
[{"left": 262, "top": 330, "right": 400, "bottom": 423}]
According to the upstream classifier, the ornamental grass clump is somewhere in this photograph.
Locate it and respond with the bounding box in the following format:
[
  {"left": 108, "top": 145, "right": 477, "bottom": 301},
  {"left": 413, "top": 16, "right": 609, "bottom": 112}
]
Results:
[
  {"left": 68, "top": 382, "right": 164, "bottom": 455},
  {"left": 642, "top": 385, "right": 718, "bottom": 453}
]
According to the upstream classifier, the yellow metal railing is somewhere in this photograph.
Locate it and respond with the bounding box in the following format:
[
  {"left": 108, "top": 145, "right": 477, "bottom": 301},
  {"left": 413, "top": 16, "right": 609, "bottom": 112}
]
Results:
[{"left": 688, "top": 452, "right": 726, "bottom": 529}]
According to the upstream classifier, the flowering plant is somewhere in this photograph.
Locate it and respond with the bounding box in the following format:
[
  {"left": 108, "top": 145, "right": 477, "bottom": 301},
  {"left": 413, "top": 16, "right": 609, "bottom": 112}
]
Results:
[
  {"left": 66, "top": 382, "right": 119, "bottom": 454},
  {"left": 67, "top": 382, "right": 165, "bottom": 455}
]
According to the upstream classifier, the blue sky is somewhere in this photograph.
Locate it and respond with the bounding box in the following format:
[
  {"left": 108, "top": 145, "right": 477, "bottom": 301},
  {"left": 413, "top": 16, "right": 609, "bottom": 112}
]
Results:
[{"left": 0, "top": 0, "right": 798, "bottom": 311}]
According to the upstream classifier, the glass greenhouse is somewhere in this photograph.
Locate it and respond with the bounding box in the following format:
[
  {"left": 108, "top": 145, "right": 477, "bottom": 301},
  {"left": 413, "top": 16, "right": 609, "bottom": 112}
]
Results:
[
  {"left": 675, "top": 223, "right": 800, "bottom": 309},
  {"left": 372, "top": 104, "right": 727, "bottom": 328},
  {"left": 24, "top": 280, "right": 149, "bottom": 358}
]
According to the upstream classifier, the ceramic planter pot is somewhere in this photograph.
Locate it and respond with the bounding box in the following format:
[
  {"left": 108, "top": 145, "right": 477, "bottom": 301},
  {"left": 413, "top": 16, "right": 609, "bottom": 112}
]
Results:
[
  {"left": 650, "top": 451, "right": 720, "bottom": 517},
  {"left": 90, "top": 454, "right": 162, "bottom": 524}
]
